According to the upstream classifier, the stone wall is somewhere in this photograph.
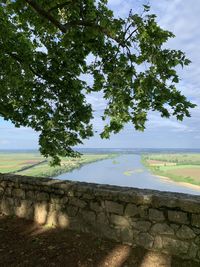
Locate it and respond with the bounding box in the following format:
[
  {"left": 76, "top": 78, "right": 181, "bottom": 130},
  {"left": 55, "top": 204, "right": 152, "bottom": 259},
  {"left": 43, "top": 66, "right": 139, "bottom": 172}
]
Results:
[{"left": 0, "top": 173, "right": 200, "bottom": 262}]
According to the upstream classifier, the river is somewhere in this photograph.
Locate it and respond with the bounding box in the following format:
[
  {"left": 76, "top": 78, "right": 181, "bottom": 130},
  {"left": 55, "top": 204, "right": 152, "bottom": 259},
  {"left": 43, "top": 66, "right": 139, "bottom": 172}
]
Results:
[{"left": 55, "top": 154, "right": 200, "bottom": 195}]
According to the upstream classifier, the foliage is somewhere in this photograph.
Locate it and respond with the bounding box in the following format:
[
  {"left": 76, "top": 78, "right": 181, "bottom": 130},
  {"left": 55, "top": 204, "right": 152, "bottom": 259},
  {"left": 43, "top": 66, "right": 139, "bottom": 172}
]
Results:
[{"left": 0, "top": 1, "right": 195, "bottom": 164}]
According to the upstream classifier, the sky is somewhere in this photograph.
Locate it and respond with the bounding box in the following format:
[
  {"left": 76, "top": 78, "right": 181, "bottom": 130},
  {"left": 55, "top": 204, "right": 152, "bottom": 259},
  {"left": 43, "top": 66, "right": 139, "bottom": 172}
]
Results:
[{"left": 0, "top": 0, "right": 200, "bottom": 150}]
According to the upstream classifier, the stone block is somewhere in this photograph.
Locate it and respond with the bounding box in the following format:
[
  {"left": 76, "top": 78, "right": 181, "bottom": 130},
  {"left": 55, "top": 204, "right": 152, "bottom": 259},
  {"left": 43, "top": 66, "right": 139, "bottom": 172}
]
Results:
[
  {"left": 195, "top": 236, "right": 200, "bottom": 245},
  {"left": 153, "top": 196, "right": 178, "bottom": 209},
  {"left": 5, "top": 187, "right": 12, "bottom": 197},
  {"left": 26, "top": 191, "right": 35, "bottom": 200},
  {"left": 188, "top": 243, "right": 198, "bottom": 259},
  {"left": 14, "top": 198, "right": 21, "bottom": 207},
  {"left": 67, "top": 191, "right": 74, "bottom": 197},
  {"left": 90, "top": 201, "right": 102, "bottom": 212},
  {"left": 149, "top": 209, "right": 165, "bottom": 222},
  {"left": 69, "top": 197, "right": 87, "bottom": 208},
  {"left": 15, "top": 200, "right": 33, "bottom": 219},
  {"left": 82, "top": 210, "right": 96, "bottom": 223},
  {"left": 192, "top": 214, "right": 200, "bottom": 228},
  {"left": 104, "top": 200, "right": 124, "bottom": 215},
  {"left": 60, "top": 197, "right": 68, "bottom": 204},
  {"left": 120, "top": 228, "right": 134, "bottom": 244},
  {"left": 83, "top": 193, "right": 94, "bottom": 200},
  {"left": 168, "top": 210, "right": 188, "bottom": 224},
  {"left": 67, "top": 206, "right": 78, "bottom": 217},
  {"left": 124, "top": 204, "right": 138, "bottom": 216},
  {"left": 132, "top": 220, "right": 151, "bottom": 231},
  {"left": 36, "top": 192, "right": 49, "bottom": 201},
  {"left": 138, "top": 205, "right": 149, "bottom": 218},
  {"left": 135, "top": 233, "right": 154, "bottom": 249},
  {"left": 0, "top": 186, "right": 4, "bottom": 195},
  {"left": 12, "top": 189, "right": 25, "bottom": 199},
  {"left": 110, "top": 214, "right": 129, "bottom": 227},
  {"left": 96, "top": 212, "right": 108, "bottom": 225},
  {"left": 151, "top": 223, "right": 174, "bottom": 235},
  {"left": 170, "top": 224, "right": 180, "bottom": 231},
  {"left": 176, "top": 225, "right": 196, "bottom": 239},
  {"left": 179, "top": 199, "right": 200, "bottom": 213},
  {"left": 50, "top": 195, "right": 61, "bottom": 204},
  {"left": 0, "top": 181, "right": 8, "bottom": 188},
  {"left": 154, "top": 236, "right": 189, "bottom": 255},
  {"left": 98, "top": 225, "right": 120, "bottom": 242},
  {"left": 193, "top": 227, "right": 200, "bottom": 235},
  {"left": 1, "top": 197, "right": 14, "bottom": 215}
]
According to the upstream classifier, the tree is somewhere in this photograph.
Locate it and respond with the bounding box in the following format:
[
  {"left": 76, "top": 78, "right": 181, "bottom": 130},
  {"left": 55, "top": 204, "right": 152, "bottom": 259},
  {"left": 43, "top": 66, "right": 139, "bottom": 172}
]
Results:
[{"left": 0, "top": 0, "right": 195, "bottom": 164}]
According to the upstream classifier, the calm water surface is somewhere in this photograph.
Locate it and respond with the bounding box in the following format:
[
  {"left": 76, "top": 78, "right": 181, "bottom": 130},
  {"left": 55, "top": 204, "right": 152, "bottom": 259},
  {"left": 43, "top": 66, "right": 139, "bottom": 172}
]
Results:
[{"left": 56, "top": 154, "right": 200, "bottom": 195}]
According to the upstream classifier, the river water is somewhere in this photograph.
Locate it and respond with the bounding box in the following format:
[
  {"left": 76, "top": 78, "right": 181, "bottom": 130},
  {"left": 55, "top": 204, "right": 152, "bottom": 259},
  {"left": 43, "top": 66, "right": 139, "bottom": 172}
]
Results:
[{"left": 55, "top": 154, "right": 200, "bottom": 195}]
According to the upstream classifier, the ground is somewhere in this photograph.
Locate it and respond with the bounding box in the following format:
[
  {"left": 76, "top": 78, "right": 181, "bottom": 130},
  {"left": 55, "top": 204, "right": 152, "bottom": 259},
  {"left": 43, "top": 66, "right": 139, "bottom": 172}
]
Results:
[{"left": 0, "top": 215, "right": 198, "bottom": 267}]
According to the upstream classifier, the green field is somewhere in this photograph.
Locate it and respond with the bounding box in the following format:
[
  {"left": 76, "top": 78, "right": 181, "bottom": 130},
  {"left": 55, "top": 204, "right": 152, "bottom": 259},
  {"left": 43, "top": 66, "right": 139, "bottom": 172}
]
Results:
[
  {"left": 142, "top": 154, "right": 200, "bottom": 186},
  {"left": 0, "top": 152, "right": 116, "bottom": 178}
]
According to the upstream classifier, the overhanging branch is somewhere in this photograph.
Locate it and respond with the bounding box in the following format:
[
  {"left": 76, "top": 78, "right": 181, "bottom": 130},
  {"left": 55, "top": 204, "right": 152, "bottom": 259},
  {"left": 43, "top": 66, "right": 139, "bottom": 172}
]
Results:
[
  {"left": 8, "top": 52, "right": 44, "bottom": 80},
  {"left": 24, "top": 0, "right": 123, "bottom": 44},
  {"left": 48, "top": 1, "right": 73, "bottom": 12},
  {"left": 24, "top": 0, "right": 67, "bottom": 32}
]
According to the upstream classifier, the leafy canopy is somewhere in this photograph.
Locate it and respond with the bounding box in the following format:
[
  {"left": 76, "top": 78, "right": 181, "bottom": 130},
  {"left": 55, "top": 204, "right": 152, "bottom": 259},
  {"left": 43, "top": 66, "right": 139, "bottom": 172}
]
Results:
[{"left": 0, "top": 0, "right": 195, "bottom": 164}]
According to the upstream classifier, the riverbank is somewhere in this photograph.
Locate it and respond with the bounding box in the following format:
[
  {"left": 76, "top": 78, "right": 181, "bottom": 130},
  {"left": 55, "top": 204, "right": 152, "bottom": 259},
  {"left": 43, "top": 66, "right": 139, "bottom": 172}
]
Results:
[
  {"left": 155, "top": 174, "right": 200, "bottom": 191},
  {"left": 17, "top": 154, "right": 117, "bottom": 178},
  {"left": 0, "top": 152, "right": 117, "bottom": 178},
  {"left": 142, "top": 153, "right": 200, "bottom": 189}
]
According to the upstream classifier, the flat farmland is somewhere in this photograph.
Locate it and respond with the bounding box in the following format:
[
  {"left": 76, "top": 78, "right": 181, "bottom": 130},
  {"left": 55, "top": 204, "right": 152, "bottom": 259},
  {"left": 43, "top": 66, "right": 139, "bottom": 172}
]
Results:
[
  {"left": 0, "top": 152, "right": 115, "bottom": 178},
  {"left": 142, "top": 154, "right": 200, "bottom": 186},
  {"left": 0, "top": 153, "right": 44, "bottom": 173}
]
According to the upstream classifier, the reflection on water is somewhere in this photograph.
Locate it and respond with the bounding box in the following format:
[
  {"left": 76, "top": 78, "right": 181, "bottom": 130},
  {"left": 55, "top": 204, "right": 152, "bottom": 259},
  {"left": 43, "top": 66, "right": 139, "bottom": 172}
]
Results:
[{"left": 55, "top": 154, "right": 200, "bottom": 195}]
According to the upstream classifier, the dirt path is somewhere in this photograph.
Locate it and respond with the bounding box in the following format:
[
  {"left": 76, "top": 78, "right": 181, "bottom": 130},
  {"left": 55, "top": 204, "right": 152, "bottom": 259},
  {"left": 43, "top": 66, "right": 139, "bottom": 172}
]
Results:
[{"left": 0, "top": 215, "right": 197, "bottom": 267}]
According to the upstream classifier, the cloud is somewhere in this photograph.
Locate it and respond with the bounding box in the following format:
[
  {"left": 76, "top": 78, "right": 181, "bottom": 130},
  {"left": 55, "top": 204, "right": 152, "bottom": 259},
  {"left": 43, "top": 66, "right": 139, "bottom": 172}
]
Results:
[
  {"left": 150, "top": 0, "right": 200, "bottom": 95},
  {"left": 0, "top": 139, "right": 10, "bottom": 145},
  {"left": 0, "top": 125, "right": 38, "bottom": 136},
  {"left": 146, "top": 114, "right": 195, "bottom": 133},
  {"left": 108, "top": 0, "right": 145, "bottom": 17},
  {"left": 86, "top": 93, "right": 107, "bottom": 111},
  {"left": 0, "top": 119, "right": 39, "bottom": 149}
]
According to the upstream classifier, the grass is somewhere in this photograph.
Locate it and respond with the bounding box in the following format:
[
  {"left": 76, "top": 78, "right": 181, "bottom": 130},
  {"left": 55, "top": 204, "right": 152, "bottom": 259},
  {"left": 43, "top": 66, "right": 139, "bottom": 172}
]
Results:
[
  {"left": 142, "top": 153, "right": 200, "bottom": 165},
  {"left": 0, "top": 153, "right": 44, "bottom": 173},
  {"left": 0, "top": 152, "right": 116, "bottom": 178},
  {"left": 142, "top": 153, "right": 200, "bottom": 186}
]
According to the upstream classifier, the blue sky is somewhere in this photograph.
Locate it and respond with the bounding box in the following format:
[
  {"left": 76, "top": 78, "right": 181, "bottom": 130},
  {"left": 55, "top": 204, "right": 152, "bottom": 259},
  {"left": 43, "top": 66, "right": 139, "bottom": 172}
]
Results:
[{"left": 0, "top": 0, "right": 200, "bottom": 149}]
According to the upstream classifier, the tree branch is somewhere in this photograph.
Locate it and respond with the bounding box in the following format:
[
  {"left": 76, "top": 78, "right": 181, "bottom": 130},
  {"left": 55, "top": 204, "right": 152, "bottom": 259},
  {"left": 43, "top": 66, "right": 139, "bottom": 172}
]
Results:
[
  {"left": 48, "top": 1, "right": 72, "bottom": 12},
  {"left": 24, "top": 0, "right": 123, "bottom": 44},
  {"left": 8, "top": 52, "right": 44, "bottom": 80},
  {"left": 24, "top": 0, "right": 67, "bottom": 32},
  {"left": 126, "top": 28, "right": 138, "bottom": 42}
]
